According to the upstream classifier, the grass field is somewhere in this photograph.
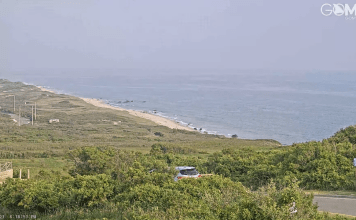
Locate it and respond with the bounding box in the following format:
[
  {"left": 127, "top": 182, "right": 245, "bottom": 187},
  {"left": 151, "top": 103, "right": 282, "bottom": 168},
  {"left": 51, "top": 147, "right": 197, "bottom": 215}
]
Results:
[
  {"left": 0, "top": 157, "right": 72, "bottom": 179},
  {"left": 307, "top": 190, "right": 356, "bottom": 197}
]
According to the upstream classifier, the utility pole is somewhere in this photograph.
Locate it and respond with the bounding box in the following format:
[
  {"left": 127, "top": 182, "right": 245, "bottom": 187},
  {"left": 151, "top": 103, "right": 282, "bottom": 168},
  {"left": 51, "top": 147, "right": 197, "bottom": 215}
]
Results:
[
  {"left": 18, "top": 106, "right": 20, "bottom": 126},
  {"left": 25, "top": 101, "right": 36, "bottom": 123},
  {"left": 353, "top": 158, "right": 356, "bottom": 190}
]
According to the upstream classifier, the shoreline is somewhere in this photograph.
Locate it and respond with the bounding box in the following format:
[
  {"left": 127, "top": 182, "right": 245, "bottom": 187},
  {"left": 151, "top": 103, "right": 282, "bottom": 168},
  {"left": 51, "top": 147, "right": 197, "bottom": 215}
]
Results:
[{"left": 37, "top": 86, "right": 196, "bottom": 132}]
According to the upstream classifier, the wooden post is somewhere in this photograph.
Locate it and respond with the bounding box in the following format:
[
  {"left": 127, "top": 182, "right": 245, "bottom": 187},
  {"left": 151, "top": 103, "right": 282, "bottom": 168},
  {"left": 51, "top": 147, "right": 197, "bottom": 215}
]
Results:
[
  {"left": 35, "top": 102, "right": 36, "bottom": 120},
  {"left": 28, "top": 169, "right": 30, "bottom": 179},
  {"left": 13, "top": 95, "right": 15, "bottom": 113},
  {"left": 32, "top": 106, "right": 33, "bottom": 125},
  {"left": 19, "top": 169, "right": 22, "bottom": 179},
  {"left": 19, "top": 106, "right": 20, "bottom": 126}
]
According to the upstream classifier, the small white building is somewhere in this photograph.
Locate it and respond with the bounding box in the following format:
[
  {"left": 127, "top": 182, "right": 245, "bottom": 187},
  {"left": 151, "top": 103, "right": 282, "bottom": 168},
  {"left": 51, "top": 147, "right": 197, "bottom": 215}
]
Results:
[{"left": 49, "top": 119, "right": 59, "bottom": 123}]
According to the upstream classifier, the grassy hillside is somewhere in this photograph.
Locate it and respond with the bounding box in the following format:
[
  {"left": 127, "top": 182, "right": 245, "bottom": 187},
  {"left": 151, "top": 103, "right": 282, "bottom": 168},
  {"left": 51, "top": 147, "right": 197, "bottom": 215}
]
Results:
[{"left": 0, "top": 79, "right": 280, "bottom": 177}]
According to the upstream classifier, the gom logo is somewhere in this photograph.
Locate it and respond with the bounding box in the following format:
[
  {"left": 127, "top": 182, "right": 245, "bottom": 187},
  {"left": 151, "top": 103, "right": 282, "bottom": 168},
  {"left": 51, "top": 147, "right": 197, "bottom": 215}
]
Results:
[{"left": 321, "top": 3, "right": 356, "bottom": 16}]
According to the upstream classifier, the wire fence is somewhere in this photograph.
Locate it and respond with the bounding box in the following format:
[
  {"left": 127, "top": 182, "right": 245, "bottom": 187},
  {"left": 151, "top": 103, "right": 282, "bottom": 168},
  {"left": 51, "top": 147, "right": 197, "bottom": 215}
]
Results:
[{"left": 0, "top": 162, "right": 12, "bottom": 172}]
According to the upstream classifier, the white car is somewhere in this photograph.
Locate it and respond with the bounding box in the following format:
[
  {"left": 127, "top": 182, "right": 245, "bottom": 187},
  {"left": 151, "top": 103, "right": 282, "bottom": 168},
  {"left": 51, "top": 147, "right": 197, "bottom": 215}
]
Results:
[{"left": 174, "top": 166, "right": 201, "bottom": 181}]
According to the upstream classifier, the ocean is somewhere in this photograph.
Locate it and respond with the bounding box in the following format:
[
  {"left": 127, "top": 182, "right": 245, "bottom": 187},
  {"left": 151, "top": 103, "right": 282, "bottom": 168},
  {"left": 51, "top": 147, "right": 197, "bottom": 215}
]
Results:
[{"left": 2, "top": 69, "right": 356, "bottom": 145}]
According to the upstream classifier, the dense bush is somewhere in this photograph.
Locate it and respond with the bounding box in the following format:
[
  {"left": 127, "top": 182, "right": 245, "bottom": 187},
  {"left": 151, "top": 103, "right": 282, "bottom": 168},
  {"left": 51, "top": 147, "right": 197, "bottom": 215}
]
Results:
[
  {"left": 0, "top": 174, "right": 114, "bottom": 212},
  {"left": 328, "top": 125, "right": 356, "bottom": 145},
  {"left": 204, "top": 130, "right": 356, "bottom": 191},
  {"left": 2, "top": 126, "right": 356, "bottom": 219},
  {"left": 0, "top": 171, "right": 322, "bottom": 219},
  {"left": 68, "top": 131, "right": 356, "bottom": 192}
]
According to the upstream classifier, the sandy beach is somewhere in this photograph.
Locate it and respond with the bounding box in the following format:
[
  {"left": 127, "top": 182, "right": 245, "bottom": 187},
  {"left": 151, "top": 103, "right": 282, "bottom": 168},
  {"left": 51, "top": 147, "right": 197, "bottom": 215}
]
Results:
[
  {"left": 37, "top": 86, "right": 195, "bottom": 131},
  {"left": 37, "top": 86, "right": 58, "bottom": 93}
]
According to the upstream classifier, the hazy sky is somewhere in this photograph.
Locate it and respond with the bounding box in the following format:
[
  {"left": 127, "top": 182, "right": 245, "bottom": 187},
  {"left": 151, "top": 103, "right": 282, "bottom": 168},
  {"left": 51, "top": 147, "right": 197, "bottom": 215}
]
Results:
[{"left": 0, "top": 0, "right": 355, "bottom": 72}]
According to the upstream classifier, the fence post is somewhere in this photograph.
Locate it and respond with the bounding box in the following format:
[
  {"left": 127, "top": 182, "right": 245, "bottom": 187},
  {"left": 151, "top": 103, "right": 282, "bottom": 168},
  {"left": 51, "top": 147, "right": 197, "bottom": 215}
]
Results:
[
  {"left": 19, "top": 169, "right": 22, "bottom": 179},
  {"left": 28, "top": 169, "right": 30, "bottom": 179}
]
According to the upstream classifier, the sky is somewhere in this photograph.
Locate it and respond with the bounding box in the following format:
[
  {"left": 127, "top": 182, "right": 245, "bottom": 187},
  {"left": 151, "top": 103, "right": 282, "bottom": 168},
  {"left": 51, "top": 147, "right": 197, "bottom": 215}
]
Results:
[{"left": 0, "top": 0, "right": 355, "bottom": 73}]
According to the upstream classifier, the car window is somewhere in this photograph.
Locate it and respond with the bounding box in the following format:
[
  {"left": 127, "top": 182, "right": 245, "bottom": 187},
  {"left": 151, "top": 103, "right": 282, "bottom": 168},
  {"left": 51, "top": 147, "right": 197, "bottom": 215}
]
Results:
[{"left": 179, "top": 169, "right": 198, "bottom": 175}]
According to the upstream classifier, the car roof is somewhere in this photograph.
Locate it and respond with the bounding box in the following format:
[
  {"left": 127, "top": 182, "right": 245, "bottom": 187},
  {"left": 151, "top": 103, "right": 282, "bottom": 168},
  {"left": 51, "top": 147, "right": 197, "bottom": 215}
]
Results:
[{"left": 175, "top": 166, "right": 196, "bottom": 170}]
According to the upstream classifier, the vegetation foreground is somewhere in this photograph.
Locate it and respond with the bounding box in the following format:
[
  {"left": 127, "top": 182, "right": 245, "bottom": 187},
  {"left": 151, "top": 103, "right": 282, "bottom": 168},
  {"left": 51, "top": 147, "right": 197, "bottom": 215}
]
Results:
[{"left": 1, "top": 79, "right": 356, "bottom": 219}]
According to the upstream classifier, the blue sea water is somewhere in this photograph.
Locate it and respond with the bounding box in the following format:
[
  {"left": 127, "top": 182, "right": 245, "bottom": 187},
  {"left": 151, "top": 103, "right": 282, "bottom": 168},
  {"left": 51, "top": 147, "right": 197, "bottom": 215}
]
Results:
[{"left": 2, "top": 69, "right": 356, "bottom": 145}]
